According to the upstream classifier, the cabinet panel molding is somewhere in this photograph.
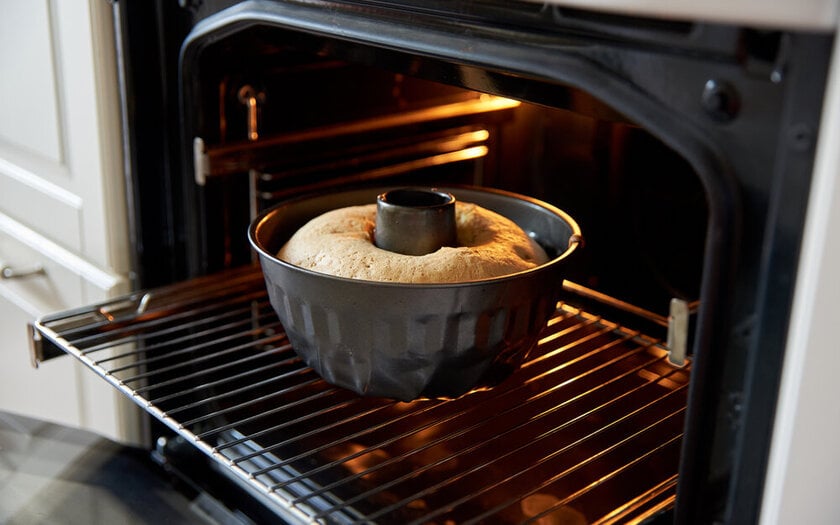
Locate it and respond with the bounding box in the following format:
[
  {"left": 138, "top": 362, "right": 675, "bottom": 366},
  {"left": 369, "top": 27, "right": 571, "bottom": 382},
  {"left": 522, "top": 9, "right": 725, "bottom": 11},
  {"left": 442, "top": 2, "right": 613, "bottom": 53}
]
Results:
[
  {"left": 0, "top": 212, "right": 123, "bottom": 294},
  {"left": 0, "top": 157, "right": 82, "bottom": 252}
]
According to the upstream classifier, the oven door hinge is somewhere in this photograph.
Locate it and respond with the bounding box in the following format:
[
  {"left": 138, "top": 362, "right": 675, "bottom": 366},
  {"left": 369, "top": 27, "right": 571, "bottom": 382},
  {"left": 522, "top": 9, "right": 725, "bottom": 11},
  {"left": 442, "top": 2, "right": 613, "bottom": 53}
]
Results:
[
  {"left": 667, "top": 298, "right": 690, "bottom": 367},
  {"left": 194, "top": 136, "right": 209, "bottom": 186}
]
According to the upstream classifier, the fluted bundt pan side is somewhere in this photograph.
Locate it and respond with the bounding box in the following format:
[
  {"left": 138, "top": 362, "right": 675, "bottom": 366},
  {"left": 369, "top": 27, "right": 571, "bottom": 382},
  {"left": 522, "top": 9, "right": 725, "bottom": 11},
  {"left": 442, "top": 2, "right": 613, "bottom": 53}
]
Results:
[{"left": 249, "top": 186, "right": 582, "bottom": 401}]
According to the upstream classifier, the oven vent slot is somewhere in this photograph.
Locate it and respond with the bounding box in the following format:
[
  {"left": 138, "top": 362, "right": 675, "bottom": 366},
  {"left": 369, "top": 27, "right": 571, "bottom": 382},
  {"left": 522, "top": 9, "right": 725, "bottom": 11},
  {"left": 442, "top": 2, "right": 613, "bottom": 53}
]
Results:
[{"left": 31, "top": 267, "right": 690, "bottom": 524}]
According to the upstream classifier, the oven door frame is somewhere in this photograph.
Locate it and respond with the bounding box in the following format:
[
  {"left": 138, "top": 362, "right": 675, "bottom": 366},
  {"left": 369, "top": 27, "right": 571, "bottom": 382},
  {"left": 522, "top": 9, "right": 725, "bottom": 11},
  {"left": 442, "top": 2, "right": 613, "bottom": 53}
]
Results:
[{"left": 113, "top": 1, "right": 835, "bottom": 522}]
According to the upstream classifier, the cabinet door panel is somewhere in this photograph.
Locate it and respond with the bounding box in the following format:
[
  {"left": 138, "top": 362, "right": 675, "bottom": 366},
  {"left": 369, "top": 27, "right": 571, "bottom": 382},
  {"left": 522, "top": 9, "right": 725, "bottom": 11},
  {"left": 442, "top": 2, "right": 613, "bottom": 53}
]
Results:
[
  {"left": 0, "top": 0, "right": 129, "bottom": 269},
  {"left": 0, "top": 222, "right": 83, "bottom": 425},
  {"left": 0, "top": 218, "right": 138, "bottom": 443},
  {"left": 0, "top": 0, "right": 63, "bottom": 163},
  {"left": 0, "top": 294, "right": 83, "bottom": 426}
]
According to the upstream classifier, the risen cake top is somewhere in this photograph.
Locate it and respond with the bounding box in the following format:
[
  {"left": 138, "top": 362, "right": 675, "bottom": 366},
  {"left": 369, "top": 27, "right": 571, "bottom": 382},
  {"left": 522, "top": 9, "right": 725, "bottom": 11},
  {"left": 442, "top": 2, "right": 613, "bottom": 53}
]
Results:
[{"left": 277, "top": 202, "right": 549, "bottom": 283}]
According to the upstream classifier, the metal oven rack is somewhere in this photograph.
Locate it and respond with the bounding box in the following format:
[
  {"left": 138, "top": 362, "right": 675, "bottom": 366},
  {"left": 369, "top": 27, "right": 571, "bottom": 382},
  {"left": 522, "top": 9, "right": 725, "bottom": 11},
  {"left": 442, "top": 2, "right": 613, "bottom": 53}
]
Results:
[{"left": 30, "top": 267, "right": 689, "bottom": 524}]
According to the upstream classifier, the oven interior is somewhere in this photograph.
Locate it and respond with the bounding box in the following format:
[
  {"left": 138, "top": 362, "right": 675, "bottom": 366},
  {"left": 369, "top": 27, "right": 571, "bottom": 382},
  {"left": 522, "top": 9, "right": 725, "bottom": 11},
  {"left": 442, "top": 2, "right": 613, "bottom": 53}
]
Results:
[
  {"left": 188, "top": 22, "right": 707, "bottom": 315},
  {"left": 30, "top": 1, "right": 832, "bottom": 524}
]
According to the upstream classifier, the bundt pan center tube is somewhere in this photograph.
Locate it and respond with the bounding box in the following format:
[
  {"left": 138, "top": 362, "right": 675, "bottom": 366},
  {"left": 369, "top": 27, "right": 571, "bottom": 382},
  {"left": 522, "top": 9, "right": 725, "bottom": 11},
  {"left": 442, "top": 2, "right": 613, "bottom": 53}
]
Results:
[
  {"left": 248, "top": 186, "right": 583, "bottom": 401},
  {"left": 374, "top": 188, "right": 457, "bottom": 256}
]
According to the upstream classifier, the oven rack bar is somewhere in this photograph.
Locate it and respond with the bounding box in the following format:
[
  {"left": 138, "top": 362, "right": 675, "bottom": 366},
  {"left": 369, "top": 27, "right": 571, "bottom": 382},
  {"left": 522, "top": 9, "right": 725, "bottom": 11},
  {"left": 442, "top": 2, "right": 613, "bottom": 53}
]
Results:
[
  {"left": 254, "top": 127, "right": 491, "bottom": 204},
  {"left": 30, "top": 267, "right": 690, "bottom": 524},
  {"left": 195, "top": 96, "right": 520, "bottom": 181}
]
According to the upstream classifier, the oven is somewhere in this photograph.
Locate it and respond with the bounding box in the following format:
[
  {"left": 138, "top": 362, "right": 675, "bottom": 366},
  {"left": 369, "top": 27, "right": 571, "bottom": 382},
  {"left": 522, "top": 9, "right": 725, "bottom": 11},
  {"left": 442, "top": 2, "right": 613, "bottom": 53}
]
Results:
[{"left": 26, "top": 0, "right": 839, "bottom": 523}]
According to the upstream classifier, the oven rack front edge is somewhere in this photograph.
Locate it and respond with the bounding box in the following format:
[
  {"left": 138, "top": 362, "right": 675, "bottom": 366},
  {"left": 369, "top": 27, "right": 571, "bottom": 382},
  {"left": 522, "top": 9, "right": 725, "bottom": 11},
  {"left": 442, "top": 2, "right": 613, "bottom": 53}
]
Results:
[{"left": 29, "top": 267, "right": 690, "bottom": 525}]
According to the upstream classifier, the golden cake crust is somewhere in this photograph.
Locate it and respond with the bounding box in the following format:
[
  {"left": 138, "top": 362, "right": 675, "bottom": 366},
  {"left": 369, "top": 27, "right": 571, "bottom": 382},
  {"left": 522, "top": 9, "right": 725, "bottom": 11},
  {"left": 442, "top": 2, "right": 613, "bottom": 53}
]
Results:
[{"left": 277, "top": 202, "right": 549, "bottom": 283}]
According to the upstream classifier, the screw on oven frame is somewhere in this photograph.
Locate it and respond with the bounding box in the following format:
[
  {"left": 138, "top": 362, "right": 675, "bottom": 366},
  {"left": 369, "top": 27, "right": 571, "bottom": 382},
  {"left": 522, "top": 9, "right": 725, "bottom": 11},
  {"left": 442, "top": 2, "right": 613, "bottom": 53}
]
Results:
[{"left": 701, "top": 79, "right": 741, "bottom": 122}]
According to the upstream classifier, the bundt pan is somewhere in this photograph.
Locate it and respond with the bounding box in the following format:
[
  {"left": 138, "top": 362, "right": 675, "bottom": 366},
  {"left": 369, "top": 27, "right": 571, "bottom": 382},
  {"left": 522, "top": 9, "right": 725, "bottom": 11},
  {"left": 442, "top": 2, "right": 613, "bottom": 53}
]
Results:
[{"left": 248, "top": 186, "right": 582, "bottom": 401}]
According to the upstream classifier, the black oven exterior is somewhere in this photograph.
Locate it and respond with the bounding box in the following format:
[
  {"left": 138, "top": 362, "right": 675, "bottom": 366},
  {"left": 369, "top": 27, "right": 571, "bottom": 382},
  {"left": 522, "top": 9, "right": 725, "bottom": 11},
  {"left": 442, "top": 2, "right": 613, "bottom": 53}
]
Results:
[{"left": 107, "top": 1, "right": 833, "bottom": 523}]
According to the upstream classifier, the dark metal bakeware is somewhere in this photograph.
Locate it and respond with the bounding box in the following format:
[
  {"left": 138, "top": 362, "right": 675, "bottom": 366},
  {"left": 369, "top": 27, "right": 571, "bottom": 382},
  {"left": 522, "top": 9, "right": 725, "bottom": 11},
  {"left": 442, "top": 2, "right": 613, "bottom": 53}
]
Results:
[{"left": 248, "top": 186, "right": 582, "bottom": 400}]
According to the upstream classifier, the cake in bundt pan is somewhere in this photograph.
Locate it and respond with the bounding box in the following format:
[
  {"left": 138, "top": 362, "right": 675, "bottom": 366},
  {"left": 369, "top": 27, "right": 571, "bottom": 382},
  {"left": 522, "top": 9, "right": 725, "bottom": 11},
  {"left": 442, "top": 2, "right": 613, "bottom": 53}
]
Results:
[{"left": 248, "top": 186, "right": 582, "bottom": 401}]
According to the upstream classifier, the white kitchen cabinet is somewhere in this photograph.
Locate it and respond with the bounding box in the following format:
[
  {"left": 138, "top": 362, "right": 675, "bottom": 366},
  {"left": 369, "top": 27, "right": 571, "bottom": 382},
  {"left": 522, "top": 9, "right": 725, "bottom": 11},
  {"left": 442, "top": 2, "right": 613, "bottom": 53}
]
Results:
[{"left": 0, "top": 0, "right": 141, "bottom": 444}]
